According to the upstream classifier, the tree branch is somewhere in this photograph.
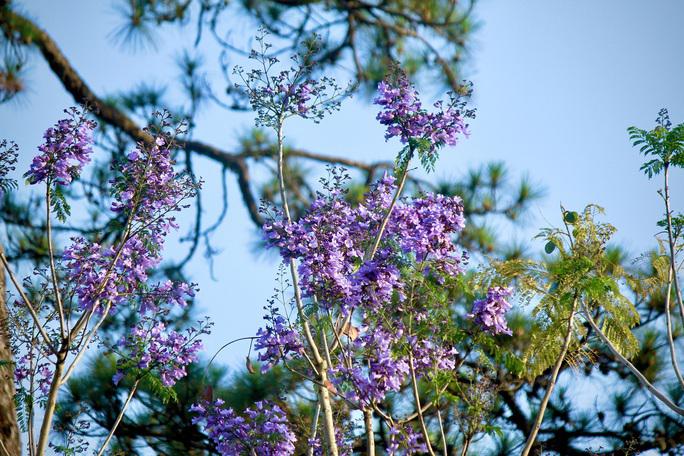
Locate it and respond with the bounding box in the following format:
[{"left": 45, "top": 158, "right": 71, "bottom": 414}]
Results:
[{"left": 0, "top": 7, "right": 265, "bottom": 225}]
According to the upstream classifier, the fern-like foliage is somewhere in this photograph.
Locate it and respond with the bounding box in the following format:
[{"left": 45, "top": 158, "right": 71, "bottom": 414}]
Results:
[
  {"left": 482, "top": 205, "right": 641, "bottom": 380},
  {"left": 628, "top": 108, "right": 684, "bottom": 178},
  {"left": 0, "top": 139, "right": 18, "bottom": 196}
]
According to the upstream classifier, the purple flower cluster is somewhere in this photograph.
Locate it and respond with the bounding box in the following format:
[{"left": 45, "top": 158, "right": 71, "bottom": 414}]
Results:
[
  {"left": 24, "top": 107, "right": 96, "bottom": 185},
  {"left": 264, "top": 188, "right": 366, "bottom": 310},
  {"left": 62, "top": 131, "right": 198, "bottom": 312},
  {"left": 139, "top": 280, "right": 196, "bottom": 314},
  {"left": 13, "top": 355, "right": 30, "bottom": 383},
  {"left": 254, "top": 308, "right": 304, "bottom": 372},
  {"left": 27, "top": 112, "right": 210, "bottom": 387},
  {"left": 260, "top": 173, "right": 468, "bottom": 407},
  {"left": 330, "top": 326, "right": 459, "bottom": 407},
  {"left": 191, "top": 400, "right": 297, "bottom": 455},
  {"left": 263, "top": 174, "right": 466, "bottom": 313},
  {"left": 307, "top": 427, "right": 352, "bottom": 456},
  {"left": 110, "top": 135, "right": 197, "bottom": 252},
  {"left": 390, "top": 192, "right": 467, "bottom": 278},
  {"left": 63, "top": 236, "right": 159, "bottom": 311},
  {"left": 109, "top": 280, "right": 204, "bottom": 387},
  {"left": 251, "top": 77, "right": 318, "bottom": 118},
  {"left": 13, "top": 356, "right": 52, "bottom": 396},
  {"left": 114, "top": 319, "right": 207, "bottom": 387},
  {"left": 236, "top": 34, "right": 348, "bottom": 127},
  {"left": 36, "top": 364, "right": 52, "bottom": 396},
  {"left": 374, "top": 75, "right": 470, "bottom": 153},
  {"left": 388, "top": 424, "right": 427, "bottom": 455},
  {"left": 469, "top": 286, "right": 514, "bottom": 336},
  {"left": 410, "top": 338, "right": 458, "bottom": 373},
  {"left": 331, "top": 327, "right": 409, "bottom": 406}
]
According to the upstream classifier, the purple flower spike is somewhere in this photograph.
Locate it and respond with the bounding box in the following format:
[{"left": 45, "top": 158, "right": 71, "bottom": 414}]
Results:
[
  {"left": 374, "top": 74, "right": 471, "bottom": 154},
  {"left": 25, "top": 107, "right": 96, "bottom": 186}
]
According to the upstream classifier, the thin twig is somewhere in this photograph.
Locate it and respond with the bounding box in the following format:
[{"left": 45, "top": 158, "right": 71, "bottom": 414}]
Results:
[
  {"left": 95, "top": 378, "right": 140, "bottom": 456},
  {"left": 45, "top": 186, "right": 66, "bottom": 339},
  {"left": 0, "top": 253, "right": 54, "bottom": 353},
  {"left": 437, "top": 407, "right": 448, "bottom": 456},
  {"left": 582, "top": 300, "right": 684, "bottom": 416},
  {"left": 664, "top": 264, "right": 684, "bottom": 388}
]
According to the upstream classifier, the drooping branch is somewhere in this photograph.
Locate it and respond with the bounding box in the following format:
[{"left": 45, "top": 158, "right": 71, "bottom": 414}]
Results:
[
  {"left": 0, "top": 6, "right": 265, "bottom": 226},
  {"left": 0, "top": 6, "right": 402, "bottom": 229}
]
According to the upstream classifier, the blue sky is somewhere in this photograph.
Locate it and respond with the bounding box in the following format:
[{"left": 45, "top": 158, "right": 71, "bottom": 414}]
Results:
[{"left": 2, "top": 0, "right": 683, "bottom": 374}]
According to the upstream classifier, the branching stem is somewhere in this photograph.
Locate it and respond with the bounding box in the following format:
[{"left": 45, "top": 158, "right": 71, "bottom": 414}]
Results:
[{"left": 521, "top": 297, "right": 578, "bottom": 456}]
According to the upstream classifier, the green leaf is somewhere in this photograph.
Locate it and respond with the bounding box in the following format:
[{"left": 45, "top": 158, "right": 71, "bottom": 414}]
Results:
[
  {"left": 564, "top": 211, "right": 578, "bottom": 224},
  {"left": 544, "top": 241, "right": 556, "bottom": 254}
]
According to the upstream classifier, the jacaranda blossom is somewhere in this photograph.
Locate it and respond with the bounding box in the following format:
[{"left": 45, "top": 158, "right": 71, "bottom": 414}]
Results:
[
  {"left": 115, "top": 318, "right": 208, "bottom": 387},
  {"left": 255, "top": 310, "right": 304, "bottom": 372},
  {"left": 25, "top": 107, "right": 96, "bottom": 185},
  {"left": 258, "top": 172, "right": 468, "bottom": 408},
  {"left": 374, "top": 74, "right": 470, "bottom": 153},
  {"left": 469, "top": 286, "right": 514, "bottom": 335},
  {"left": 191, "top": 400, "right": 297, "bottom": 455}
]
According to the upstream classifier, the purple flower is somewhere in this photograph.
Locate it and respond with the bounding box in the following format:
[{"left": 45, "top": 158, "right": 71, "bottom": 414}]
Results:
[
  {"left": 261, "top": 172, "right": 469, "bottom": 398},
  {"left": 14, "top": 355, "right": 30, "bottom": 383},
  {"left": 236, "top": 34, "right": 349, "bottom": 127},
  {"left": 112, "top": 371, "right": 124, "bottom": 385},
  {"left": 374, "top": 74, "right": 471, "bottom": 154},
  {"left": 307, "top": 428, "right": 352, "bottom": 456},
  {"left": 255, "top": 308, "right": 304, "bottom": 372},
  {"left": 37, "top": 364, "right": 53, "bottom": 396},
  {"left": 62, "top": 129, "right": 199, "bottom": 312},
  {"left": 387, "top": 424, "right": 427, "bottom": 455},
  {"left": 331, "top": 327, "right": 410, "bottom": 406},
  {"left": 469, "top": 286, "right": 514, "bottom": 336},
  {"left": 116, "top": 319, "right": 210, "bottom": 387},
  {"left": 62, "top": 237, "right": 159, "bottom": 311},
  {"left": 390, "top": 192, "right": 467, "bottom": 277},
  {"left": 24, "top": 107, "right": 96, "bottom": 185},
  {"left": 410, "top": 338, "right": 458, "bottom": 375},
  {"left": 110, "top": 134, "right": 198, "bottom": 249},
  {"left": 263, "top": 174, "right": 466, "bottom": 314},
  {"left": 191, "top": 400, "right": 297, "bottom": 455}
]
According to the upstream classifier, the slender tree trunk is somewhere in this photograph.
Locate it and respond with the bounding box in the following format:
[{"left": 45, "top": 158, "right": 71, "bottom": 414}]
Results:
[
  {"left": 0, "top": 245, "right": 21, "bottom": 456},
  {"left": 276, "top": 122, "right": 338, "bottom": 456},
  {"left": 459, "top": 437, "right": 471, "bottom": 456},
  {"left": 521, "top": 299, "right": 577, "bottom": 456},
  {"left": 36, "top": 354, "right": 65, "bottom": 455},
  {"left": 363, "top": 409, "right": 375, "bottom": 456},
  {"left": 664, "top": 165, "right": 684, "bottom": 325}
]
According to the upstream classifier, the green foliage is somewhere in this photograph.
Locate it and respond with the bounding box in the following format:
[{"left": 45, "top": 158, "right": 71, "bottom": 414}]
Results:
[
  {"left": 484, "top": 205, "right": 641, "bottom": 380},
  {"left": 14, "top": 387, "right": 31, "bottom": 433},
  {"left": 563, "top": 210, "right": 578, "bottom": 224},
  {"left": 657, "top": 212, "right": 684, "bottom": 238},
  {"left": 628, "top": 108, "right": 684, "bottom": 178},
  {"left": 416, "top": 139, "right": 439, "bottom": 173},
  {"left": 142, "top": 374, "right": 179, "bottom": 405},
  {"left": 544, "top": 241, "right": 555, "bottom": 254},
  {"left": 50, "top": 184, "right": 71, "bottom": 222}
]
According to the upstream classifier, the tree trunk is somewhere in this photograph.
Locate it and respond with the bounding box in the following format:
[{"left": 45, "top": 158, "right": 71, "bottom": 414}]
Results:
[{"left": 0, "top": 245, "right": 21, "bottom": 455}]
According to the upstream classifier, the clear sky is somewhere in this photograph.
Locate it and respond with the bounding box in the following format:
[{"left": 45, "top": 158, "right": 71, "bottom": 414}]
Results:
[{"left": 1, "top": 0, "right": 683, "bottom": 375}]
